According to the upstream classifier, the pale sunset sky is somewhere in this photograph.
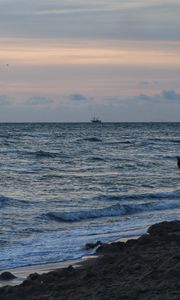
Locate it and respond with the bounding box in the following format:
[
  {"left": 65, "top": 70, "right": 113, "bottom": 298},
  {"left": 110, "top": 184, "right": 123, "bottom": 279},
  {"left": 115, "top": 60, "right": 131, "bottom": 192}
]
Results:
[{"left": 0, "top": 0, "right": 180, "bottom": 121}]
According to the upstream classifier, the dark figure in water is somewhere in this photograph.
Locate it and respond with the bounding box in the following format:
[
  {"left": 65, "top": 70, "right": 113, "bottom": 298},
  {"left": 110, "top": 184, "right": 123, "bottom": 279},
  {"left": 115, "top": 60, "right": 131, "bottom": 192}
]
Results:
[{"left": 177, "top": 157, "right": 180, "bottom": 169}]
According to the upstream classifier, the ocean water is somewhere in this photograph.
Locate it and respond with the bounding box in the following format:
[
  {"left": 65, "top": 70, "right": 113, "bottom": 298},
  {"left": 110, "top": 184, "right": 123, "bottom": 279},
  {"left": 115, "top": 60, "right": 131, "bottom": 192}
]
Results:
[{"left": 1, "top": 122, "right": 180, "bottom": 270}]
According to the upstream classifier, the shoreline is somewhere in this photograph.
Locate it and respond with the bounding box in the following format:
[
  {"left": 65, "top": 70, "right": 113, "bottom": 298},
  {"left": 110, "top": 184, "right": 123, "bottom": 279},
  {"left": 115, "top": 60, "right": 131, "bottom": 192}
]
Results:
[
  {"left": 0, "top": 256, "right": 98, "bottom": 288},
  {"left": 0, "top": 236, "right": 138, "bottom": 288},
  {"left": 1, "top": 220, "right": 180, "bottom": 299}
]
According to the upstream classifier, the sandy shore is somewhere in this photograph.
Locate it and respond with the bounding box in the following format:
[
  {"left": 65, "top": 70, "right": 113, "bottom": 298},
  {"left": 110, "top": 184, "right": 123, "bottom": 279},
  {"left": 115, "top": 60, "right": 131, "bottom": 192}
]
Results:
[
  {"left": 0, "top": 237, "right": 136, "bottom": 288},
  {"left": 0, "top": 256, "right": 98, "bottom": 288},
  {"left": 1, "top": 220, "right": 180, "bottom": 299}
]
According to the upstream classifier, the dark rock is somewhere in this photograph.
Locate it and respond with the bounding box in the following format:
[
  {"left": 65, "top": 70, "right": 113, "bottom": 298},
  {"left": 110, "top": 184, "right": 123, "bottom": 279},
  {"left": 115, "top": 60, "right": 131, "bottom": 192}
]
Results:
[
  {"left": 85, "top": 241, "right": 102, "bottom": 250},
  {"left": 28, "top": 273, "right": 39, "bottom": 281},
  {"left": 134, "top": 263, "right": 142, "bottom": 271},
  {"left": 0, "top": 272, "right": 16, "bottom": 281},
  {"left": 1, "top": 220, "right": 180, "bottom": 300},
  {"left": 137, "top": 234, "right": 151, "bottom": 245},
  {"left": 148, "top": 220, "right": 180, "bottom": 237},
  {"left": 67, "top": 265, "right": 74, "bottom": 271},
  {"left": 96, "top": 241, "right": 125, "bottom": 254},
  {"left": 83, "top": 271, "right": 95, "bottom": 280},
  {"left": 22, "top": 279, "right": 32, "bottom": 286},
  {"left": 126, "top": 239, "right": 137, "bottom": 248}
]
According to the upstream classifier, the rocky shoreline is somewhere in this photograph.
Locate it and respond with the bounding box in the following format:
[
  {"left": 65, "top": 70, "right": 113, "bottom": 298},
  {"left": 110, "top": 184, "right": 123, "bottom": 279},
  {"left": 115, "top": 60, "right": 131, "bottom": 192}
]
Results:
[{"left": 1, "top": 220, "right": 180, "bottom": 299}]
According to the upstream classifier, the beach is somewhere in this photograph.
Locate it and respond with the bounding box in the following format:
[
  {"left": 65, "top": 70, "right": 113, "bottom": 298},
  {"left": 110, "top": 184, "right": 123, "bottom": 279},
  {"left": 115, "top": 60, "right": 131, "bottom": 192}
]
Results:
[
  {"left": 1, "top": 220, "right": 180, "bottom": 299},
  {"left": 1, "top": 123, "right": 180, "bottom": 272},
  {"left": 1, "top": 123, "right": 180, "bottom": 299},
  {"left": 0, "top": 0, "right": 179, "bottom": 297}
]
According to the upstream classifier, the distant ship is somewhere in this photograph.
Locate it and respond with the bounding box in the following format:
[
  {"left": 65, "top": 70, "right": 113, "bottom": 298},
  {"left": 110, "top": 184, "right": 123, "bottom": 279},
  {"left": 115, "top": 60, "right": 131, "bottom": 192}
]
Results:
[{"left": 91, "top": 117, "right": 102, "bottom": 124}]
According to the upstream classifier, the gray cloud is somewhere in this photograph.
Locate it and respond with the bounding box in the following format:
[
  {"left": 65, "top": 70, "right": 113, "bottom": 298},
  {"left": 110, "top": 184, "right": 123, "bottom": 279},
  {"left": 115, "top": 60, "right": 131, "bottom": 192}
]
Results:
[
  {"left": 104, "top": 89, "right": 180, "bottom": 105},
  {"left": 134, "top": 90, "right": 180, "bottom": 103},
  {"left": 140, "top": 81, "right": 150, "bottom": 86},
  {"left": 0, "top": 95, "right": 10, "bottom": 105},
  {"left": 27, "top": 96, "right": 53, "bottom": 105},
  {"left": 162, "top": 90, "right": 180, "bottom": 101},
  {"left": 66, "top": 93, "right": 92, "bottom": 102},
  {"left": 139, "top": 81, "right": 159, "bottom": 86},
  {"left": 138, "top": 94, "right": 156, "bottom": 101}
]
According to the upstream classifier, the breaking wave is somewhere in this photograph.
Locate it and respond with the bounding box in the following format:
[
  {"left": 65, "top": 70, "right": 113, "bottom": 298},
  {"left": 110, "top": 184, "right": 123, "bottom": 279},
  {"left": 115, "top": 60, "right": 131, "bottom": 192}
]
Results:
[
  {"left": 46, "top": 200, "right": 180, "bottom": 222},
  {"left": 0, "top": 195, "right": 29, "bottom": 208}
]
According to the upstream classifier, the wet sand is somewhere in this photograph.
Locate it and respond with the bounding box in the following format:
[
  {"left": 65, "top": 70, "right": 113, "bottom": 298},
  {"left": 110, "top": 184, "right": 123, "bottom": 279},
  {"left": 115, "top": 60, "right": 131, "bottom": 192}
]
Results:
[
  {"left": 1, "top": 220, "right": 180, "bottom": 299},
  {"left": 0, "top": 256, "right": 98, "bottom": 288},
  {"left": 0, "top": 237, "right": 136, "bottom": 288}
]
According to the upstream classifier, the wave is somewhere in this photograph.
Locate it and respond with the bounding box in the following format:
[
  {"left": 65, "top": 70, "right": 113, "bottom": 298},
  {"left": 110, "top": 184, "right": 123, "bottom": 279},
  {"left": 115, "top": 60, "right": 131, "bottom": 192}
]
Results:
[
  {"left": 105, "top": 140, "right": 132, "bottom": 145},
  {"left": 89, "top": 156, "right": 105, "bottom": 162},
  {"left": 94, "top": 191, "right": 180, "bottom": 202},
  {"left": 166, "top": 139, "right": 180, "bottom": 144},
  {"left": 25, "top": 150, "right": 58, "bottom": 158},
  {"left": 0, "top": 240, "right": 8, "bottom": 247},
  {"left": 0, "top": 195, "right": 29, "bottom": 208},
  {"left": 46, "top": 200, "right": 180, "bottom": 222},
  {"left": 83, "top": 137, "right": 102, "bottom": 142},
  {"left": 25, "top": 150, "right": 70, "bottom": 159},
  {"left": 148, "top": 137, "right": 180, "bottom": 144},
  {"left": 35, "top": 150, "right": 57, "bottom": 158}
]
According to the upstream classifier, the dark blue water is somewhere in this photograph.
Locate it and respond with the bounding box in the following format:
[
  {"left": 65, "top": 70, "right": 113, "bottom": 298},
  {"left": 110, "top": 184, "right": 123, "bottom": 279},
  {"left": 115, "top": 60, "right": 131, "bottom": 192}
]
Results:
[{"left": 1, "top": 123, "right": 180, "bottom": 270}]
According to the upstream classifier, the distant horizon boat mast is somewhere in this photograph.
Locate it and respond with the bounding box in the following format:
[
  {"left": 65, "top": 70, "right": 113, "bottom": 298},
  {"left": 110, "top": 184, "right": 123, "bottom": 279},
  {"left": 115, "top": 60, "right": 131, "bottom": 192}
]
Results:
[{"left": 91, "top": 116, "right": 102, "bottom": 123}]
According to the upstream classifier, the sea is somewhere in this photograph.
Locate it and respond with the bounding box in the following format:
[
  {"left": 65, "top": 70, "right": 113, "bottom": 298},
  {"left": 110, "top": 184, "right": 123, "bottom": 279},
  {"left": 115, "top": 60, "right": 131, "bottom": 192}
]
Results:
[{"left": 1, "top": 122, "right": 180, "bottom": 271}]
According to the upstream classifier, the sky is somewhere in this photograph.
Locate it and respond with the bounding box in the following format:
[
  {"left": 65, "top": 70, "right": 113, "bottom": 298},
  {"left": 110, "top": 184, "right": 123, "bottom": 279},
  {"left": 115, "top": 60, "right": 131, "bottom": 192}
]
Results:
[{"left": 0, "top": 0, "right": 180, "bottom": 122}]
